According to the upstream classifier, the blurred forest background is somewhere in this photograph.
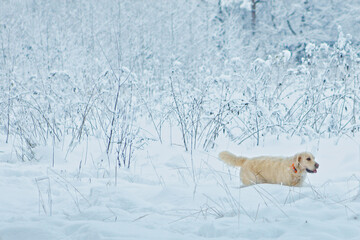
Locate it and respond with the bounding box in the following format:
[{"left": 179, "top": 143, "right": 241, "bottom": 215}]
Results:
[{"left": 1, "top": 0, "right": 360, "bottom": 165}]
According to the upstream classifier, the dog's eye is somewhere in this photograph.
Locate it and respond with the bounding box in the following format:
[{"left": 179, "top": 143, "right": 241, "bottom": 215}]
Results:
[{"left": 306, "top": 158, "right": 311, "bottom": 161}]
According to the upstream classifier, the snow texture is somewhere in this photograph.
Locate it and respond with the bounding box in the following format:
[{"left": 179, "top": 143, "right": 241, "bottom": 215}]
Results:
[
  {"left": 1, "top": 135, "right": 360, "bottom": 240},
  {"left": 1, "top": 0, "right": 360, "bottom": 239}
]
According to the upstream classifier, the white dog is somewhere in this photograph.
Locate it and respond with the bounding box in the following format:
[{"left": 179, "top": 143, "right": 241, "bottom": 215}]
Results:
[{"left": 219, "top": 151, "right": 319, "bottom": 186}]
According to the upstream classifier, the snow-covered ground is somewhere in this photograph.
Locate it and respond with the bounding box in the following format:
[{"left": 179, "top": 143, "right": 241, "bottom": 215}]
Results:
[
  {"left": 1, "top": 1, "right": 360, "bottom": 239},
  {"left": 1, "top": 134, "right": 360, "bottom": 240}
]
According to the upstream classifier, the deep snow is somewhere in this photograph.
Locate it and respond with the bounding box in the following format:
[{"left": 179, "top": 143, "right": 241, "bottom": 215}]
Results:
[{"left": 1, "top": 134, "right": 360, "bottom": 240}]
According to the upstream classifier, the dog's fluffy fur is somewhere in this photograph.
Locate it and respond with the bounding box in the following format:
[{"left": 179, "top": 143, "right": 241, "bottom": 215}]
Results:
[{"left": 219, "top": 151, "right": 319, "bottom": 186}]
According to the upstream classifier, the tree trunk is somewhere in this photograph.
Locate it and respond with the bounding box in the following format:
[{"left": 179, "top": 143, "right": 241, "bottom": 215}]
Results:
[{"left": 251, "top": 0, "right": 256, "bottom": 35}]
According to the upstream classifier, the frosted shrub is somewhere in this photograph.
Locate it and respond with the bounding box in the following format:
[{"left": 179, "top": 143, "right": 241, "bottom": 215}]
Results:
[
  {"left": 222, "top": 30, "right": 360, "bottom": 145},
  {"left": 1, "top": 0, "right": 360, "bottom": 164}
]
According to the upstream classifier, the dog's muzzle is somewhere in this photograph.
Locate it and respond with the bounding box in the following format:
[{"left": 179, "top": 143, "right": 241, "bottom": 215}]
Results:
[{"left": 306, "top": 162, "right": 319, "bottom": 173}]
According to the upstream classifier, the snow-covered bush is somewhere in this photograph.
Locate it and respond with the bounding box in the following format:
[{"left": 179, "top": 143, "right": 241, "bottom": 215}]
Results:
[{"left": 1, "top": 0, "right": 360, "bottom": 164}]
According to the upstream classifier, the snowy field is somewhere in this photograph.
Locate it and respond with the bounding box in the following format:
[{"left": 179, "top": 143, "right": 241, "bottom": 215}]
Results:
[
  {"left": 1, "top": 134, "right": 360, "bottom": 240},
  {"left": 2, "top": 0, "right": 360, "bottom": 239}
]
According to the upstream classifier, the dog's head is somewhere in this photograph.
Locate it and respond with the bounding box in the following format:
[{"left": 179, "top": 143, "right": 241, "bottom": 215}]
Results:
[{"left": 295, "top": 152, "right": 319, "bottom": 173}]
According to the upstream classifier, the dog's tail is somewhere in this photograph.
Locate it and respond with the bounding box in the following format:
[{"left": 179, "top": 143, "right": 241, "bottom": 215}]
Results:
[{"left": 219, "top": 151, "right": 247, "bottom": 167}]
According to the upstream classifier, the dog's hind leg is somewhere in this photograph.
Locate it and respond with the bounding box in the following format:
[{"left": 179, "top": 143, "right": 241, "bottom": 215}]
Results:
[
  {"left": 240, "top": 169, "right": 266, "bottom": 185},
  {"left": 240, "top": 169, "right": 253, "bottom": 185}
]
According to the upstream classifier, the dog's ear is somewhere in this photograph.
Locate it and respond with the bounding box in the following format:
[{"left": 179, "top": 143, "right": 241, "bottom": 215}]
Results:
[{"left": 296, "top": 155, "right": 302, "bottom": 167}]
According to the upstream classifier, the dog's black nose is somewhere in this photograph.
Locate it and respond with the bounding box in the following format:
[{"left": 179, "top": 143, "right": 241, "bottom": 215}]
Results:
[{"left": 315, "top": 163, "right": 319, "bottom": 169}]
